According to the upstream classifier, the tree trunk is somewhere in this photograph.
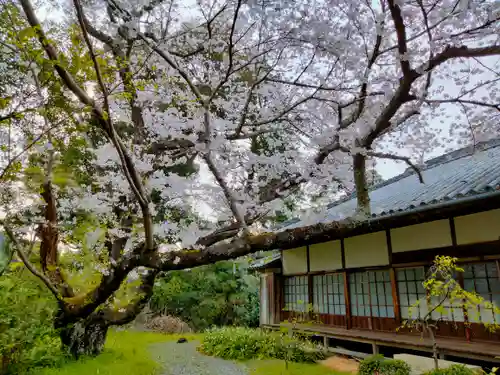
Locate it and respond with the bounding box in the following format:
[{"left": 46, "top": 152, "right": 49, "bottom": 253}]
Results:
[
  {"left": 427, "top": 326, "right": 439, "bottom": 370},
  {"left": 53, "top": 269, "right": 157, "bottom": 358},
  {"left": 353, "top": 153, "right": 371, "bottom": 216},
  {"left": 56, "top": 313, "right": 109, "bottom": 358}
]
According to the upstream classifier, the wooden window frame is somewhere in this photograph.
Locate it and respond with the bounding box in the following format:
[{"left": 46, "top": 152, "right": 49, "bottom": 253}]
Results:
[
  {"left": 283, "top": 275, "right": 309, "bottom": 313},
  {"left": 312, "top": 273, "right": 346, "bottom": 315},
  {"left": 349, "top": 269, "right": 395, "bottom": 319}
]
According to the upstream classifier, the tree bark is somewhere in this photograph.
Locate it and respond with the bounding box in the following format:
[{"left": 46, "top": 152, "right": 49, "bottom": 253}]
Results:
[
  {"left": 56, "top": 312, "right": 109, "bottom": 358},
  {"left": 54, "top": 269, "right": 158, "bottom": 358},
  {"left": 427, "top": 326, "right": 439, "bottom": 370},
  {"left": 353, "top": 153, "right": 371, "bottom": 216}
]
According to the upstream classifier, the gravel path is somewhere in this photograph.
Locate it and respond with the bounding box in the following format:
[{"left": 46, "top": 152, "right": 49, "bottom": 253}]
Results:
[{"left": 149, "top": 341, "right": 249, "bottom": 375}]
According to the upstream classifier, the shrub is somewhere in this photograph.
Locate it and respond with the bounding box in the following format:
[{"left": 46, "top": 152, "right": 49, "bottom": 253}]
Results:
[
  {"left": 150, "top": 261, "right": 259, "bottom": 331},
  {"left": 144, "top": 315, "right": 192, "bottom": 334},
  {"left": 422, "top": 364, "right": 482, "bottom": 375},
  {"left": 359, "top": 354, "right": 411, "bottom": 375},
  {"left": 199, "top": 326, "right": 325, "bottom": 363},
  {"left": 0, "top": 271, "right": 65, "bottom": 374}
]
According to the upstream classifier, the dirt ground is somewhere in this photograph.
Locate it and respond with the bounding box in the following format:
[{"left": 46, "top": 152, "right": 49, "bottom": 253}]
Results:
[{"left": 320, "top": 355, "right": 360, "bottom": 374}]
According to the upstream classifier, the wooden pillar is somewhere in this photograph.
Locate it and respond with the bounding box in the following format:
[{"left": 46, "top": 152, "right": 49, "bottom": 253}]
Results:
[
  {"left": 268, "top": 272, "right": 275, "bottom": 324},
  {"left": 306, "top": 245, "right": 313, "bottom": 320},
  {"left": 372, "top": 342, "right": 379, "bottom": 355},
  {"left": 343, "top": 271, "right": 352, "bottom": 329},
  {"left": 259, "top": 273, "right": 269, "bottom": 325},
  {"left": 390, "top": 268, "right": 401, "bottom": 324},
  {"left": 274, "top": 274, "right": 283, "bottom": 324},
  {"left": 308, "top": 274, "right": 314, "bottom": 320}
]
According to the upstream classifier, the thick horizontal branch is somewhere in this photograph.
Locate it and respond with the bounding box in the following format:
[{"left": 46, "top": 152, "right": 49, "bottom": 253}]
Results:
[
  {"left": 142, "top": 190, "right": 500, "bottom": 272},
  {"left": 195, "top": 211, "right": 270, "bottom": 248}
]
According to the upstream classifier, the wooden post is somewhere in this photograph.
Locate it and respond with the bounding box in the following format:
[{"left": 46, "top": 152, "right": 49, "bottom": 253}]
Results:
[
  {"left": 372, "top": 342, "right": 379, "bottom": 355},
  {"left": 343, "top": 271, "right": 351, "bottom": 329},
  {"left": 390, "top": 268, "right": 401, "bottom": 324},
  {"left": 275, "top": 274, "right": 283, "bottom": 324},
  {"left": 308, "top": 274, "right": 314, "bottom": 321},
  {"left": 269, "top": 273, "right": 275, "bottom": 324}
]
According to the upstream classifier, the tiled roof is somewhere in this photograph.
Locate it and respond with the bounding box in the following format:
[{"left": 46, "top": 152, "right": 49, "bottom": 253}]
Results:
[
  {"left": 249, "top": 252, "right": 281, "bottom": 270},
  {"left": 280, "top": 138, "right": 500, "bottom": 231}
]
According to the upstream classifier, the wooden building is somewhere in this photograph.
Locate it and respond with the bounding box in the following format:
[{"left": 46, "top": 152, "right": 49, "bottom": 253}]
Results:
[{"left": 253, "top": 139, "right": 500, "bottom": 363}]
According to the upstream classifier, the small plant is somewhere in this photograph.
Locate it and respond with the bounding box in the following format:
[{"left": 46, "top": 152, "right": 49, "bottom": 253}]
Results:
[
  {"left": 422, "top": 364, "right": 483, "bottom": 375},
  {"left": 359, "top": 354, "right": 411, "bottom": 375},
  {"left": 281, "top": 301, "right": 323, "bottom": 368},
  {"left": 199, "top": 327, "right": 325, "bottom": 363},
  {"left": 400, "top": 256, "right": 500, "bottom": 370}
]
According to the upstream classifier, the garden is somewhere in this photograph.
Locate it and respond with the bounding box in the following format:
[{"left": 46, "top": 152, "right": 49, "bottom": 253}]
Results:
[
  {"left": 1, "top": 0, "right": 499, "bottom": 374},
  {"left": 1, "top": 258, "right": 497, "bottom": 375}
]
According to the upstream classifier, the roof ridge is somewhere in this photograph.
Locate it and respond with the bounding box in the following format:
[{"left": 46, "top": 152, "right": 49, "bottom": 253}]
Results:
[
  {"left": 416, "top": 137, "right": 500, "bottom": 170},
  {"left": 326, "top": 138, "right": 500, "bottom": 210}
]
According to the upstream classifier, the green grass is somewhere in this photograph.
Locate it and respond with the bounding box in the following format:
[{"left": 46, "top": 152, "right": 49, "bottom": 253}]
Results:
[
  {"left": 248, "top": 359, "right": 350, "bottom": 375},
  {"left": 30, "top": 330, "right": 349, "bottom": 375},
  {"left": 31, "top": 330, "right": 198, "bottom": 375}
]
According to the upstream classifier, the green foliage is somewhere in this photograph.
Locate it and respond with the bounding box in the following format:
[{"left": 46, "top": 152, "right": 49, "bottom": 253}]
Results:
[
  {"left": 402, "top": 256, "right": 500, "bottom": 334},
  {"left": 199, "top": 327, "right": 326, "bottom": 363},
  {"left": 149, "top": 261, "right": 259, "bottom": 330},
  {"left": 422, "top": 364, "right": 482, "bottom": 375},
  {"left": 359, "top": 355, "right": 412, "bottom": 375},
  {"left": 0, "top": 271, "right": 65, "bottom": 374}
]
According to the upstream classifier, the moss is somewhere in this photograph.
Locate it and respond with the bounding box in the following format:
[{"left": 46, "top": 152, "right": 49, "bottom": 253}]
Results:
[{"left": 63, "top": 293, "right": 92, "bottom": 306}]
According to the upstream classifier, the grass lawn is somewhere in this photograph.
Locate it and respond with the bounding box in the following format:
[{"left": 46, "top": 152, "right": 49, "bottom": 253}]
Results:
[
  {"left": 32, "top": 330, "right": 350, "bottom": 375},
  {"left": 31, "top": 330, "right": 198, "bottom": 375}
]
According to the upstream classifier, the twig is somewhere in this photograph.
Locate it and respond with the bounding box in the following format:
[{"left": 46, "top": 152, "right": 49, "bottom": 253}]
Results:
[
  {"left": 0, "top": 120, "right": 63, "bottom": 181},
  {"left": 137, "top": 32, "right": 204, "bottom": 102}
]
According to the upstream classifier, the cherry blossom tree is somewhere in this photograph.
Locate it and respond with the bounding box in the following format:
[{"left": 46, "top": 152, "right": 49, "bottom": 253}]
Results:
[{"left": 0, "top": 0, "right": 498, "bottom": 356}]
